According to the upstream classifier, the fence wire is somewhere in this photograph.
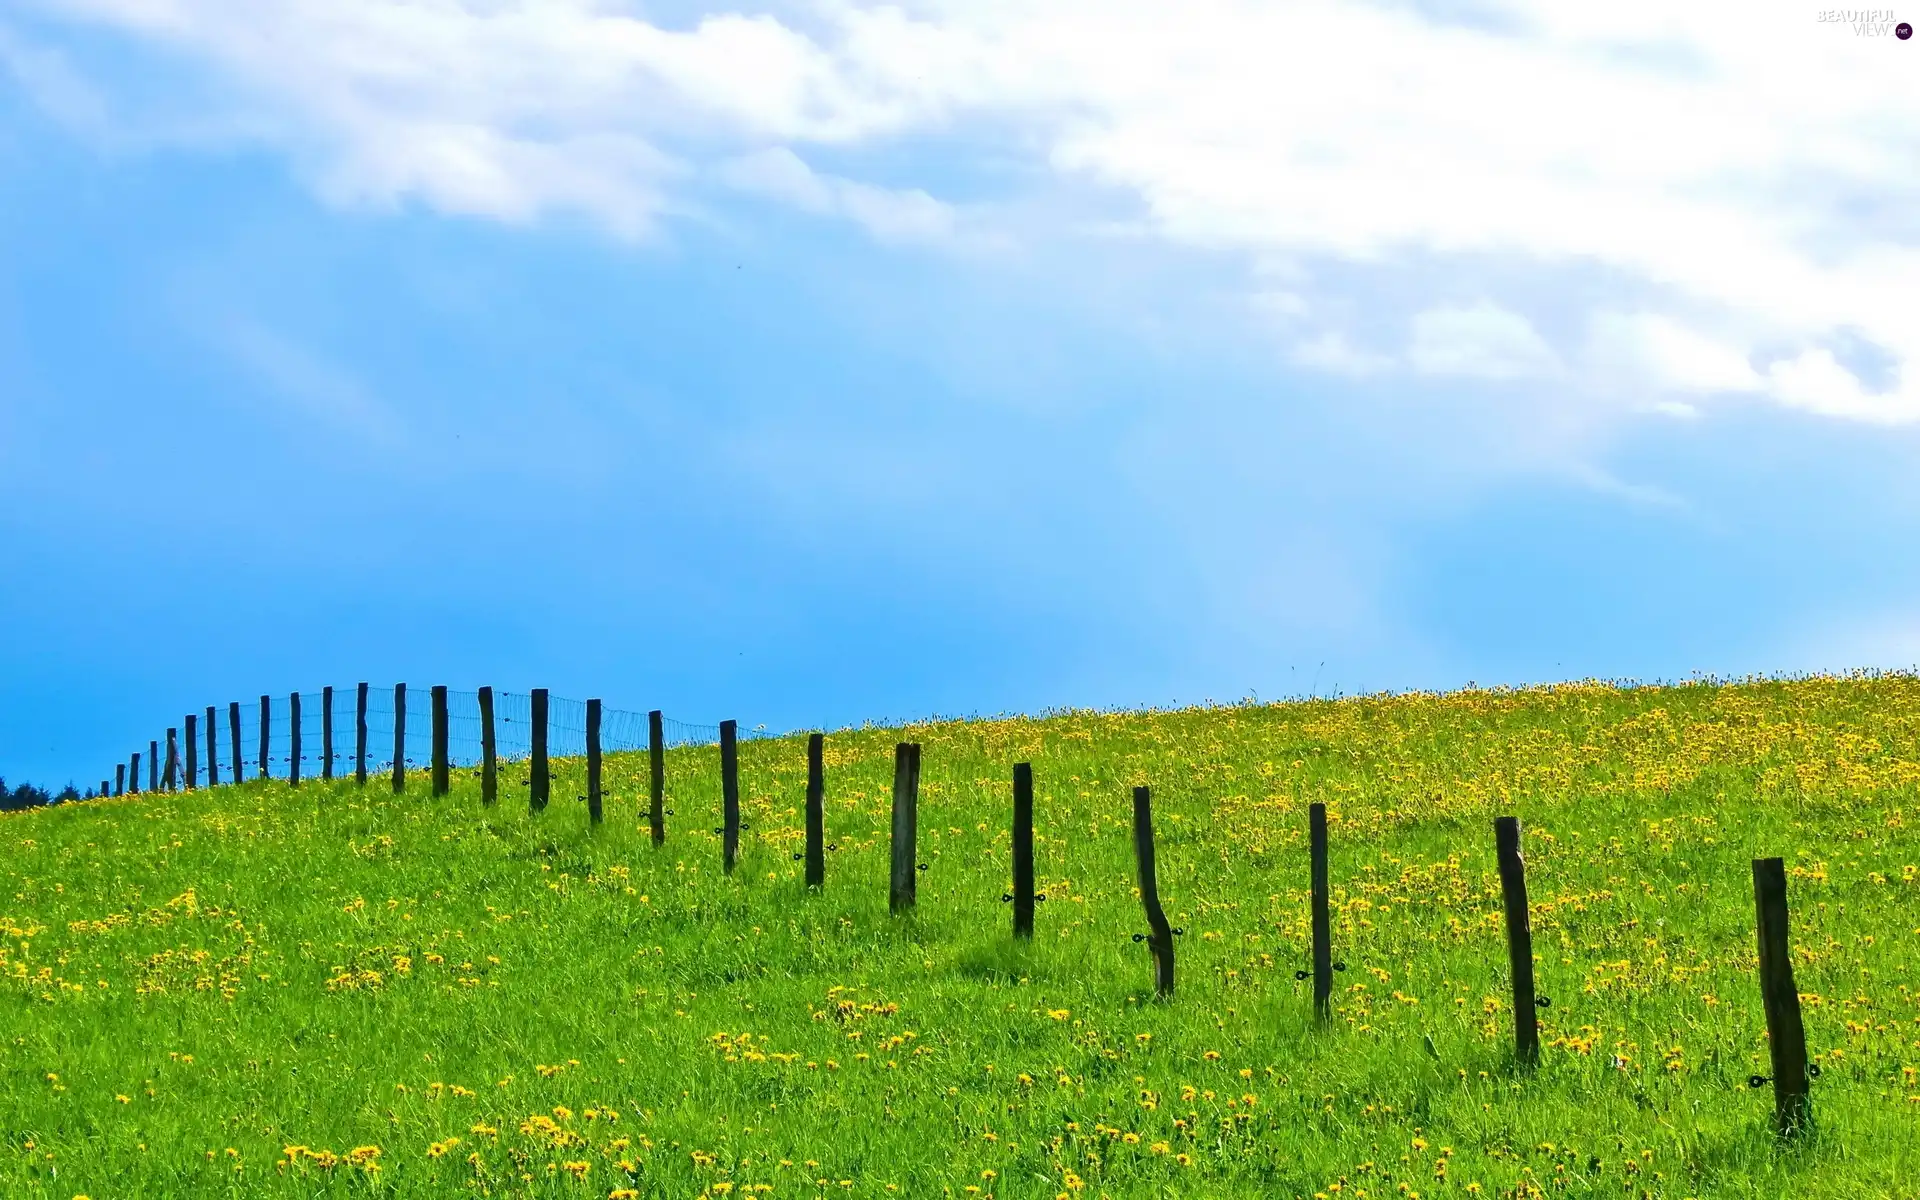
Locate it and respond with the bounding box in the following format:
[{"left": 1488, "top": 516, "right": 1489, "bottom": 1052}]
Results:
[{"left": 124, "top": 687, "right": 788, "bottom": 793}]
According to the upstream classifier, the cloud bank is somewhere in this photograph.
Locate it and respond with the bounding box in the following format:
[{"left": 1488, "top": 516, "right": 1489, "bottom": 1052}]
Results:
[{"left": 7, "top": 0, "right": 1918, "bottom": 426}]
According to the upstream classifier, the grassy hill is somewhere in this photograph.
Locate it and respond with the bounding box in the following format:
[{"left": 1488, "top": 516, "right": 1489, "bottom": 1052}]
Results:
[{"left": 4, "top": 675, "right": 1918, "bottom": 1198}]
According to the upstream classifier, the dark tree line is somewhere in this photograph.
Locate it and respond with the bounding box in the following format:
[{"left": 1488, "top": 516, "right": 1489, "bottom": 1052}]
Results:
[{"left": 0, "top": 777, "right": 84, "bottom": 811}]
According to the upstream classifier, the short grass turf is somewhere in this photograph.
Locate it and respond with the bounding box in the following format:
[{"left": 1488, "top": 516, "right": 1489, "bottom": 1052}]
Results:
[{"left": 4, "top": 674, "right": 1919, "bottom": 1199}]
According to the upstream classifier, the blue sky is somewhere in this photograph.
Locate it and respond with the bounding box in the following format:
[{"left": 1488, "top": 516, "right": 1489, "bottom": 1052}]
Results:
[{"left": 3, "top": 0, "right": 1918, "bottom": 787}]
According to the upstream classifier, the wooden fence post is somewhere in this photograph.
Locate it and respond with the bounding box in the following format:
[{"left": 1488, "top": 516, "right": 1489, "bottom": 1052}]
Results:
[
  {"left": 1310, "top": 802, "right": 1334, "bottom": 1023},
  {"left": 1752, "top": 857, "right": 1813, "bottom": 1136},
  {"left": 720, "top": 720, "right": 740, "bottom": 873},
  {"left": 165, "top": 727, "right": 178, "bottom": 791},
  {"left": 1133, "top": 786, "right": 1175, "bottom": 998},
  {"left": 1012, "top": 762, "right": 1036, "bottom": 938},
  {"left": 391, "top": 683, "right": 406, "bottom": 794},
  {"left": 205, "top": 706, "right": 218, "bottom": 787},
  {"left": 184, "top": 714, "right": 198, "bottom": 790},
  {"left": 100, "top": 778, "right": 109, "bottom": 798},
  {"left": 431, "top": 685, "right": 450, "bottom": 797},
  {"left": 1494, "top": 816, "right": 1540, "bottom": 1067},
  {"left": 229, "top": 702, "right": 241, "bottom": 784},
  {"left": 127, "top": 756, "right": 138, "bottom": 795},
  {"left": 586, "top": 698, "right": 603, "bottom": 824},
  {"left": 258, "top": 695, "right": 270, "bottom": 780},
  {"left": 355, "top": 683, "right": 368, "bottom": 786},
  {"left": 890, "top": 742, "right": 921, "bottom": 914},
  {"left": 289, "top": 693, "right": 302, "bottom": 787},
  {"left": 322, "top": 687, "right": 334, "bottom": 781},
  {"left": 648, "top": 710, "right": 665, "bottom": 846},
  {"left": 479, "top": 686, "right": 498, "bottom": 805},
  {"left": 529, "top": 688, "right": 549, "bottom": 811},
  {"left": 805, "top": 732, "right": 825, "bottom": 888},
  {"left": 149, "top": 740, "right": 158, "bottom": 791}
]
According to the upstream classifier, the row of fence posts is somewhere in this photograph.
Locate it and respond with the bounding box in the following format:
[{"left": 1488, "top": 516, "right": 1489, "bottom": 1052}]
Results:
[{"left": 101, "top": 694, "right": 1817, "bottom": 1139}]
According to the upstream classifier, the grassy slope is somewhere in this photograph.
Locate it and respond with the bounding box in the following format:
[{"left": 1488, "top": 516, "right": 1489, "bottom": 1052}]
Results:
[{"left": 3, "top": 676, "right": 1918, "bottom": 1199}]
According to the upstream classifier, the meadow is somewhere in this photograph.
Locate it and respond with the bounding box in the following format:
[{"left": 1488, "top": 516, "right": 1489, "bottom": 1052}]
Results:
[{"left": 3, "top": 674, "right": 1918, "bottom": 1199}]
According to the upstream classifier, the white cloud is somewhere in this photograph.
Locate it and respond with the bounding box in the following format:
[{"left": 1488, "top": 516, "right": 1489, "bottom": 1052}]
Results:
[
  {"left": 1584, "top": 312, "right": 1765, "bottom": 395},
  {"left": 716, "top": 146, "right": 956, "bottom": 245},
  {"left": 13, "top": 0, "right": 1920, "bottom": 424},
  {"left": 1408, "top": 302, "right": 1559, "bottom": 381},
  {"left": 209, "top": 315, "right": 402, "bottom": 446},
  {"left": 1288, "top": 331, "right": 1393, "bottom": 377}
]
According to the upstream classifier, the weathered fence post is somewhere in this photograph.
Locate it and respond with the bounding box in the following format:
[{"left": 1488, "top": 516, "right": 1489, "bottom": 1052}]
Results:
[
  {"left": 164, "top": 727, "right": 178, "bottom": 791},
  {"left": 127, "top": 756, "right": 138, "bottom": 795},
  {"left": 890, "top": 742, "right": 921, "bottom": 914},
  {"left": 228, "top": 702, "right": 241, "bottom": 784},
  {"left": 391, "top": 683, "right": 407, "bottom": 794},
  {"left": 258, "top": 695, "right": 270, "bottom": 780},
  {"left": 431, "top": 685, "right": 450, "bottom": 797},
  {"left": 1752, "top": 857, "right": 1813, "bottom": 1136},
  {"left": 355, "top": 683, "right": 368, "bottom": 786},
  {"left": 586, "top": 698, "right": 603, "bottom": 824},
  {"left": 289, "top": 693, "right": 302, "bottom": 787},
  {"left": 805, "top": 732, "right": 826, "bottom": 888},
  {"left": 116, "top": 763, "right": 126, "bottom": 796},
  {"left": 720, "top": 719, "right": 740, "bottom": 873},
  {"left": 479, "top": 686, "right": 498, "bottom": 805},
  {"left": 529, "top": 688, "right": 549, "bottom": 811},
  {"left": 205, "top": 707, "right": 218, "bottom": 787},
  {"left": 322, "top": 687, "right": 334, "bottom": 781},
  {"left": 184, "top": 714, "right": 198, "bottom": 790},
  {"left": 1310, "top": 802, "right": 1334, "bottom": 1023},
  {"left": 99, "top": 778, "right": 109, "bottom": 798},
  {"left": 1133, "top": 786, "right": 1175, "bottom": 998},
  {"left": 1012, "top": 762, "right": 1036, "bottom": 938},
  {"left": 648, "top": 710, "right": 665, "bottom": 846},
  {"left": 149, "top": 740, "right": 158, "bottom": 791},
  {"left": 1494, "top": 816, "right": 1540, "bottom": 1067}
]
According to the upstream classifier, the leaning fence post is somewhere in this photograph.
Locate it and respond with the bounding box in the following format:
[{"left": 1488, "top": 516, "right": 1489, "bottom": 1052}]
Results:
[
  {"left": 805, "top": 732, "right": 825, "bottom": 888},
  {"left": 529, "top": 688, "right": 549, "bottom": 810},
  {"left": 149, "top": 740, "right": 158, "bottom": 791},
  {"left": 204, "top": 707, "right": 218, "bottom": 787},
  {"left": 1310, "top": 802, "right": 1334, "bottom": 1023},
  {"left": 431, "top": 685, "right": 450, "bottom": 797},
  {"left": 720, "top": 720, "right": 740, "bottom": 873},
  {"left": 391, "top": 683, "right": 407, "bottom": 794},
  {"left": 290, "top": 693, "right": 302, "bottom": 787},
  {"left": 258, "top": 695, "right": 270, "bottom": 780},
  {"left": 355, "top": 683, "right": 368, "bottom": 786},
  {"left": 228, "top": 702, "right": 241, "bottom": 784},
  {"left": 1012, "top": 762, "right": 1036, "bottom": 938},
  {"left": 184, "top": 714, "right": 198, "bottom": 791},
  {"left": 1133, "top": 786, "right": 1175, "bottom": 998},
  {"left": 322, "top": 687, "right": 334, "bottom": 781},
  {"left": 1494, "top": 816, "right": 1540, "bottom": 1067},
  {"left": 479, "top": 686, "right": 498, "bottom": 805},
  {"left": 890, "top": 742, "right": 921, "bottom": 914},
  {"left": 1752, "top": 857, "right": 1813, "bottom": 1137},
  {"left": 586, "top": 698, "right": 603, "bottom": 824},
  {"left": 164, "top": 727, "right": 178, "bottom": 791}
]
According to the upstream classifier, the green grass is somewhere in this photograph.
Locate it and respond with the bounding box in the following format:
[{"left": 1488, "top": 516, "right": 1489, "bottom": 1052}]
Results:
[{"left": 4, "top": 675, "right": 1919, "bottom": 1199}]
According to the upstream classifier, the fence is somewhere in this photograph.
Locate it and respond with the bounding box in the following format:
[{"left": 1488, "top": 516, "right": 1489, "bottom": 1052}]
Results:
[{"left": 83, "top": 687, "right": 1823, "bottom": 1140}]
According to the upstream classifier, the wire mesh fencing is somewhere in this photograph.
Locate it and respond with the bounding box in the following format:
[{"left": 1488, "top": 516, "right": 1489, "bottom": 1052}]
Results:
[{"left": 122, "top": 686, "right": 787, "bottom": 798}]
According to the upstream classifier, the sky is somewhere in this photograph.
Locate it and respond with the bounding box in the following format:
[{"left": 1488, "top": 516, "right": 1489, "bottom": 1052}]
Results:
[{"left": 3, "top": 0, "right": 1918, "bottom": 788}]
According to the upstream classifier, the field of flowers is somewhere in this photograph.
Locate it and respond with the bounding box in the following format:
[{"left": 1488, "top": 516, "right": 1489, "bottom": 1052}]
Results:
[{"left": 3, "top": 674, "right": 1918, "bottom": 1198}]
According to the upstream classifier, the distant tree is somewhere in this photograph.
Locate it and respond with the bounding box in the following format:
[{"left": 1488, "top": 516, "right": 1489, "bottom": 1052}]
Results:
[{"left": 0, "top": 777, "right": 57, "bottom": 811}]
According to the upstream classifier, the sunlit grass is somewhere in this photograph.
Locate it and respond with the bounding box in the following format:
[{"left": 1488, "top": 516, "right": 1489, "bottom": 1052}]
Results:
[{"left": 3, "top": 673, "right": 1918, "bottom": 1198}]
